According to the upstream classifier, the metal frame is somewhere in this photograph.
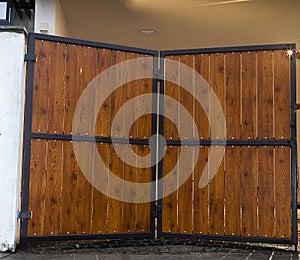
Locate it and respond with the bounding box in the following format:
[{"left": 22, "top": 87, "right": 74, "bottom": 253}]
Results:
[
  {"left": 20, "top": 33, "right": 158, "bottom": 242},
  {"left": 158, "top": 43, "right": 298, "bottom": 246}
]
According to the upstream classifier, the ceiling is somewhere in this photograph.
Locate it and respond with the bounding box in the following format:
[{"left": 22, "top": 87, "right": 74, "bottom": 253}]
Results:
[{"left": 60, "top": 0, "right": 300, "bottom": 50}]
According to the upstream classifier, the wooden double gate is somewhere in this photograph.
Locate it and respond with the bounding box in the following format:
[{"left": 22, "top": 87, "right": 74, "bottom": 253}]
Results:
[{"left": 21, "top": 33, "right": 297, "bottom": 246}]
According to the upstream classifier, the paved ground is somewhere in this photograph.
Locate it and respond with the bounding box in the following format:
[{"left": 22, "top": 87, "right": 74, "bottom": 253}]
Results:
[{"left": 0, "top": 239, "right": 298, "bottom": 259}]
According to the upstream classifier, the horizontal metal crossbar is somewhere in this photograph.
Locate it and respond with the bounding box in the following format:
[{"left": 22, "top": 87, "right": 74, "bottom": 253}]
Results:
[
  {"left": 166, "top": 139, "right": 291, "bottom": 146},
  {"left": 31, "top": 133, "right": 150, "bottom": 145}
]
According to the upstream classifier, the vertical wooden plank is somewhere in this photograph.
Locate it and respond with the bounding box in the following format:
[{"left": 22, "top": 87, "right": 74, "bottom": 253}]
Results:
[
  {"left": 241, "top": 146, "right": 257, "bottom": 237},
  {"left": 209, "top": 53, "right": 225, "bottom": 235},
  {"left": 163, "top": 55, "right": 180, "bottom": 233},
  {"left": 64, "top": 44, "right": 83, "bottom": 134},
  {"left": 257, "top": 147, "right": 275, "bottom": 237},
  {"left": 95, "top": 48, "right": 112, "bottom": 137},
  {"left": 177, "top": 55, "right": 194, "bottom": 234},
  {"left": 107, "top": 50, "right": 126, "bottom": 233},
  {"left": 193, "top": 54, "right": 210, "bottom": 235},
  {"left": 107, "top": 143, "right": 123, "bottom": 233},
  {"left": 273, "top": 50, "right": 291, "bottom": 238},
  {"left": 162, "top": 146, "right": 179, "bottom": 233},
  {"left": 28, "top": 140, "right": 47, "bottom": 236},
  {"left": 137, "top": 54, "right": 153, "bottom": 139},
  {"left": 194, "top": 53, "right": 210, "bottom": 140},
  {"left": 31, "top": 40, "right": 50, "bottom": 133},
  {"left": 274, "top": 50, "right": 290, "bottom": 139},
  {"left": 257, "top": 51, "right": 274, "bottom": 139},
  {"left": 136, "top": 53, "right": 153, "bottom": 232},
  {"left": 76, "top": 46, "right": 97, "bottom": 234},
  {"left": 164, "top": 55, "right": 180, "bottom": 140},
  {"left": 92, "top": 143, "right": 109, "bottom": 234},
  {"left": 136, "top": 145, "right": 152, "bottom": 233},
  {"left": 241, "top": 51, "right": 257, "bottom": 139},
  {"left": 122, "top": 52, "right": 139, "bottom": 233},
  {"left": 225, "top": 147, "right": 241, "bottom": 236},
  {"left": 275, "top": 147, "right": 292, "bottom": 238},
  {"left": 92, "top": 48, "right": 113, "bottom": 234},
  {"left": 60, "top": 141, "right": 78, "bottom": 235},
  {"left": 193, "top": 146, "right": 209, "bottom": 234},
  {"left": 241, "top": 51, "right": 258, "bottom": 237},
  {"left": 47, "top": 42, "right": 67, "bottom": 134},
  {"left": 225, "top": 52, "right": 241, "bottom": 236},
  {"left": 44, "top": 140, "right": 62, "bottom": 235}
]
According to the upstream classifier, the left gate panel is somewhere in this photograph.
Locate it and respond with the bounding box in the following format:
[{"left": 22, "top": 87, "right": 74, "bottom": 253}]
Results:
[{"left": 21, "top": 34, "right": 157, "bottom": 240}]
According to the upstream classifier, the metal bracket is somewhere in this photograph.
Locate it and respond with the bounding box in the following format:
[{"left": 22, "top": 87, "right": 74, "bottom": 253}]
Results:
[
  {"left": 24, "top": 54, "right": 37, "bottom": 62},
  {"left": 154, "top": 69, "right": 164, "bottom": 81},
  {"left": 152, "top": 204, "right": 162, "bottom": 218},
  {"left": 18, "top": 211, "right": 32, "bottom": 219}
]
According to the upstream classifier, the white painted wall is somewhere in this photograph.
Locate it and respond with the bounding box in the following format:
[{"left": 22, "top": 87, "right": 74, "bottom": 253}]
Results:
[
  {"left": 35, "top": 0, "right": 56, "bottom": 34},
  {"left": 0, "top": 31, "right": 26, "bottom": 252}
]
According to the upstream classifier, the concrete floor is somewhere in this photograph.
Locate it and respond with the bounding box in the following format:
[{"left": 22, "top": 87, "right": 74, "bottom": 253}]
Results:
[{"left": 0, "top": 239, "right": 298, "bottom": 259}]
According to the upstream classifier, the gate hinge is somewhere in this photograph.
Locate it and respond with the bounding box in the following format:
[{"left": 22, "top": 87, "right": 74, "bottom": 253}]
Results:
[
  {"left": 24, "top": 54, "right": 37, "bottom": 62},
  {"left": 18, "top": 211, "right": 32, "bottom": 219},
  {"left": 152, "top": 204, "right": 162, "bottom": 218}
]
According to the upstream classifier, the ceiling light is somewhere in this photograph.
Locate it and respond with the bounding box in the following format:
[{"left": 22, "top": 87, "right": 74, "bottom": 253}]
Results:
[{"left": 139, "top": 28, "right": 156, "bottom": 35}]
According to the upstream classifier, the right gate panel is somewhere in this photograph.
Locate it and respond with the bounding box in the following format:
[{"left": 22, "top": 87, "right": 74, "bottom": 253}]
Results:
[{"left": 159, "top": 45, "right": 296, "bottom": 245}]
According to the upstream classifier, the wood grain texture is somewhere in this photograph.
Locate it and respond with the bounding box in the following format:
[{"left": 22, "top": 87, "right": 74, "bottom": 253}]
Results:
[
  {"left": 194, "top": 54, "right": 210, "bottom": 139},
  {"left": 164, "top": 55, "right": 180, "bottom": 140},
  {"left": 241, "top": 146, "right": 257, "bottom": 237},
  {"left": 95, "top": 49, "right": 113, "bottom": 137},
  {"left": 274, "top": 50, "right": 290, "bottom": 139},
  {"left": 47, "top": 42, "right": 67, "bottom": 134},
  {"left": 64, "top": 44, "right": 83, "bottom": 134},
  {"left": 257, "top": 51, "right": 274, "bottom": 139},
  {"left": 92, "top": 143, "right": 110, "bottom": 234},
  {"left": 31, "top": 40, "right": 50, "bottom": 133},
  {"left": 162, "top": 146, "right": 179, "bottom": 233},
  {"left": 275, "top": 146, "right": 292, "bottom": 238},
  {"left": 241, "top": 52, "right": 257, "bottom": 139},
  {"left": 193, "top": 146, "right": 209, "bottom": 234},
  {"left": 209, "top": 53, "right": 225, "bottom": 235},
  {"left": 44, "top": 140, "right": 62, "bottom": 235},
  {"left": 60, "top": 141, "right": 78, "bottom": 235},
  {"left": 225, "top": 146, "right": 241, "bottom": 236},
  {"left": 257, "top": 147, "right": 275, "bottom": 237},
  {"left": 28, "top": 140, "right": 47, "bottom": 236}
]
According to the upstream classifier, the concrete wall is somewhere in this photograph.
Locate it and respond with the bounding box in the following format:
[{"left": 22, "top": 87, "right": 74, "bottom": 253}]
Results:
[
  {"left": 35, "top": 0, "right": 56, "bottom": 34},
  {"left": 0, "top": 31, "right": 26, "bottom": 252}
]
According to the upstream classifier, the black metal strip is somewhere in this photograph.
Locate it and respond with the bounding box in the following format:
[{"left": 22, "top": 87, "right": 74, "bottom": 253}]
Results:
[
  {"left": 160, "top": 43, "right": 296, "bottom": 57},
  {"left": 150, "top": 52, "right": 159, "bottom": 238},
  {"left": 22, "top": 232, "right": 154, "bottom": 242},
  {"left": 159, "top": 233, "right": 294, "bottom": 246},
  {"left": 290, "top": 47, "right": 298, "bottom": 246},
  {"left": 31, "top": 133, "right": 150, "bottom": 145},
  {"left": 165, "top": 139, "right": 291, "bottom": 146},
  {"left": 20, "top": 33, "right": 36, "bottom": 239},
  {"left": 156, "top": 54, "right": 165, "bottom": 237},
  {"left": 29, "top": 33, "right": 158, "bottom": 56}
]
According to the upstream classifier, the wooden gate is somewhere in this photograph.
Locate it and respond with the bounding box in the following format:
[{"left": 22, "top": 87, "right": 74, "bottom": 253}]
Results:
[
  {"left": 159, "top": 45, "right": 297, "bottom": 245},
  {"left": 21, "top": 34, "right": 297, "bottom": 246},
  {"left": 21, "top": 34, "right": 157, "bottom": 240}
]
